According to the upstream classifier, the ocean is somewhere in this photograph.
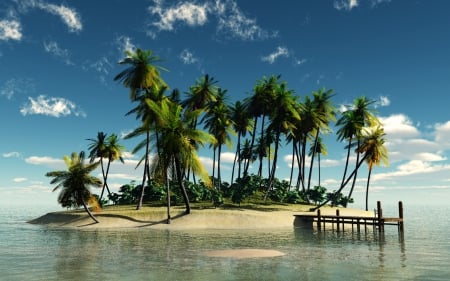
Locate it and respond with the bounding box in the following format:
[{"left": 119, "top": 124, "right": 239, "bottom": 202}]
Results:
[{"left": 0, "top": 202, "right": 449, "bottom": 281}]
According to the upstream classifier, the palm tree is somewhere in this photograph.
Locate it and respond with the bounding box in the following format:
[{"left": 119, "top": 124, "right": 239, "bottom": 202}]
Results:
[
  {"left": 336, "top": 96, "right": 379, "bottom": 199},
  {"left": 308, "top": 136, "right": 327, "bottom": 187},
  {"left": 229, "top": 101, "right": 253, "bottom": 183},
  {"left": 46, "top": 151, "right": 102, "bottom": 223},
  {"left": 311, "top": 126, "right": 388, "bottom": 211},
  {"left": 306, "top": 88, "right": 336, "bottom": 192},
  {"left": 102, "top": 134, "right": 125, "bottom": 200},
  {"left": 357, "top": 126, "right": 388, "bottom": 211},
  {"left": 243, "top": 75, "right": 279, "bottom": 176},
  {"left": 125, "top": 86, "right": 168, "bottom": 210},
  {"left": 147, "top": 98, "right": 215, "bottom": 219},
  {"left": 114, "top": 48, "right": 167, "bottom": 101},
  {"left": 266, "top": 82, "right": 299, "bottom": 193},
  {"left": 202, "top": 88, "right": 235, "bottom": 189},
  {"left": 87, "top": 132, "right": 109, "bottom": 199}
]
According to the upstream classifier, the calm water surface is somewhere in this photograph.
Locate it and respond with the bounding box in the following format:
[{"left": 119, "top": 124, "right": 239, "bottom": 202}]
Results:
[{"left": 0, "top": 204, "right": 449, "bottom": 281}]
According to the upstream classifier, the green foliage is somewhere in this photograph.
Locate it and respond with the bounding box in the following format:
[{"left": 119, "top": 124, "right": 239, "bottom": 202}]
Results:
[
  {"left": 285, "top": 190, "right": 302, "bottom": 204},
  {"left": 326, "top": 191, "right": 353, "bottom": 207},
  {"left": 307, "top": 185, "right": 327, "bottom": 205}
]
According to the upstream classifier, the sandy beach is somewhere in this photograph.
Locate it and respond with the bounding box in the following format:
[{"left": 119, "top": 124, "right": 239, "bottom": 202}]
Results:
[{"left": 28, "top": 205, "right": 375, "bottom": 230}]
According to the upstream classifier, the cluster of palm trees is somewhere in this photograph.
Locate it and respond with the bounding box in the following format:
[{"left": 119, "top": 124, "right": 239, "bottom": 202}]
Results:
[{"left": 46, "top": 48, "right": 388, "bottom": 223}]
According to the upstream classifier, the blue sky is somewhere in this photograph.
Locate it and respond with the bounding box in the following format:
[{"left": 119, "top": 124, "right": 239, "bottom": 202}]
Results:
[{"left": 1, "top": 0, "right": 450, "bottom": 209}]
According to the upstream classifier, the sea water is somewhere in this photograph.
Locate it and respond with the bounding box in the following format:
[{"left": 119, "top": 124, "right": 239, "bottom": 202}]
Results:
[{"left": 0, "top": 203, "right": 449, "bottom": 281}]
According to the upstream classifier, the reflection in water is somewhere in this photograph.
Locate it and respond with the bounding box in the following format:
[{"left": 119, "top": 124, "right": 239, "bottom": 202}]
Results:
[{"left": 3, "top": 224, "right": 413, "bottom": 281}]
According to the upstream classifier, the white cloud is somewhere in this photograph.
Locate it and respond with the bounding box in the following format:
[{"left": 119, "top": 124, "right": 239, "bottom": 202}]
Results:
[
  {"left": 13, "top": 177, "right": 27, "bottom": 183},
  {"left": 116, "top": 35, "right": 136, "bottom": 56},
  {"left": 20, "top": 95, "right": 86, "bottom": 118},
  {"left": 25, "top": 155, "right": 63, "bottom": 167},
  {"left": 215, "top": 0, "right": 273, "bottom": 40},
  {"left": 0, "top": 78, "right": 35, "bottom": 99},
  {"left": 149, "top": 0, "right": 209, "bottom": 31},
  {"left": 378, "top": 95, "right": 390, "bottom": 107},
  {"left": 261, "top": 46, "right": 289, "bottom": 64},
  {"left": 380, "top": 114, "right": 420, "bottom": 138},
  {"left": 334, "top": 0, "right": 359, "bottom": 11},
  {"left": 43, "top": 40, "right": 73, "bottom": 65},
  {"left": 179, "top": 49, "right": 198, "bottom": 64},
  {"left": 3, "top": 151, "right": 21, "bottom": 158},
  {"left": 147, "top": 0, "right": 273, "bottom": 41},
  {"left": 37, "top": 3, "right": 82, "bottom": 32},
  {"left": 0, "top": 20, "right": 22, "bottom": 41}
]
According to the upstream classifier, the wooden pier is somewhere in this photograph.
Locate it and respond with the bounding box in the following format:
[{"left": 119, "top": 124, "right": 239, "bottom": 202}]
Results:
[{"left": 294, "top": 201, "right": 404, "bottom": 233}]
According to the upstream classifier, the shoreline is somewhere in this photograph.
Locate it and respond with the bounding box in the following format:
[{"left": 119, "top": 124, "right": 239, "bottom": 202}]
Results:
[{"left": 28, "top": 205, "right": 375, "bottom": 230}]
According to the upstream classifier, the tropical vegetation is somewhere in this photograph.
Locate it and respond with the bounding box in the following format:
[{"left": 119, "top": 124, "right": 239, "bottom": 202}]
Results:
[{"left": 46, "top": 48, "right": 389, "bottom": 223}]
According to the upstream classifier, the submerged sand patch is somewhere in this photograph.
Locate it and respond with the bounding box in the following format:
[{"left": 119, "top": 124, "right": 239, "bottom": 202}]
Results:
[{"left": 204, "top": 249, "right": 286, "bottom": 259}]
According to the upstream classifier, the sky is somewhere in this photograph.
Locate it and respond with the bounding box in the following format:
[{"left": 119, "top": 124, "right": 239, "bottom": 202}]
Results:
[{"left": 1, "top": 0, "right": 450, "bottom": 210}]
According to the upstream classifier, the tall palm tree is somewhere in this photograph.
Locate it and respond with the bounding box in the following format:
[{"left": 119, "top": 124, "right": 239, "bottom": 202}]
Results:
[
  {"left": 357, "top": 126, "right": 388, "bottom": 211},
  {"left": 266, "top": 82, "right": 299, "bottom": 193},
  {"left": 87, "top": 132, "right": 108, "bottom": 199},
  {"left": 336, "top": 96, "right": 379, "bottom": 199},
  {"left": 306, "top": 88, "right": 336, "bottom": 192},
  {"left": 202, "top": 88, "right": 235, "bottom": 189},
  {"left": 243, "top": 75, "right": 279, "bottom": 176},
  {"left": 114, "top": 48, "right": 167, "bottom": 101},
  {"left": 125, "top": 86, "right": 168, "bottom": 210},
  {"left": 46, "top": 151, "right": 102, "bottom": 223},
  {"left": 229, "top": 101, "right": 253, "bottom": 183},
  {"left": 308, "top": 136, "right": 327, "bottom": 187},
  {"left": 147, "top": 98, "right": 215, "bottom": 219}
]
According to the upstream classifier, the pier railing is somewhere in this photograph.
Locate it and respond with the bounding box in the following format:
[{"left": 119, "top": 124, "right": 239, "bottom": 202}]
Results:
[{"left": 294, "top": 201, "right": 404, "bottom": 233}]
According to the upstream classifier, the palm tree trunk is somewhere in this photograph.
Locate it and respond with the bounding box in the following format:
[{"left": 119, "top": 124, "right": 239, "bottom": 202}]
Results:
[
  {"left": 175, "top": 156, "right": 190, "bottom": 214},
  {"left": 365, "top": 168, "right": 372, "bottom": 211},
  {"left": 82, "top": 198, "right": 99, "bottom": 223},
  {"left": 307, "top": 129, "right": 320, "bottom": 191},
  {"left": 166, "top": 173, "right": 171, "bottom": 224},
  {"left": 217, "top": 144, "right": 222, "bottom": 189},
  {"left": 348, "top": 140, "right": 361, "bottom": 199},
  {"left": 312, "top": 154, "right": 368, "bottom": 211},
  {"left": 136, "top": 130, "right": 150, "bottom": 210},
  {"left": 340, "top": 137, "right": 352, "bottom": 188},
  {"left": 244, "top": 117, "right": 258, "bottom": 175}
]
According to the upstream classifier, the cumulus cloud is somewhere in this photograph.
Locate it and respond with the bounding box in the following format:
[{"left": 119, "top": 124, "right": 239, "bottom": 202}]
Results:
[
  {"left": 334, "top": 0, "right": 359, "bottom": 11},
  {"left": 43, "top": 40, "right": 73, "bottom": 65},
  {"left": 0, "top": 78, "right": 35, "bottom": 99},
  {"left": 378, "top": 95, "right": 390, "bottom": 107},
  {"left": 20, "top": 95, "right": 86, "bottom": 117},
  {"left": 379, "top": 114, "right": 420, "bottom": 138},
  {"left": 0, "top": 20, "right": 22, "bottom": 41},
  {"left": 147, "top": 0, "right": 273, "bottom": 40},
  {"left": 13, "top": 178, "right": 28, "bottom": 183},
  {"left": 179, "top": 49, "right": 198, "bottom": 64},
  {"left": 261, "top": 46, "right": 289, "bottom": 64},
  {"left": 25, "top": 155, "right": 64, "bottom": 168},
  {"left": 36, "top": 2, "right": 82, "bottom": 32}
]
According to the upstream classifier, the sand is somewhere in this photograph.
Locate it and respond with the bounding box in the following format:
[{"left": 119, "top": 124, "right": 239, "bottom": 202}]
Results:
[{"left": 28, "top": 205, "right": 374, "bottom": 230}]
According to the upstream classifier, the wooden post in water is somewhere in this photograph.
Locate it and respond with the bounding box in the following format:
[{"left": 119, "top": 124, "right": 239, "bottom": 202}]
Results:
[
  {"left": 398, "top": 201, "right": 404, "bottom": 232},
  {"left": 317, "top": 209, "right": 321, "bottom": 229},
  {"left": 336, "top": 209, "right": 340, "bottom": 231},
  {"left": 377, "top": 201, "right": 383, "bottom": 232}
]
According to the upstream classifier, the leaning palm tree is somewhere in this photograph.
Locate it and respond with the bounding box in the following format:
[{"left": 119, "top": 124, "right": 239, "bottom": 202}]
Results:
[
  {"left": 357, "top": 126, "right": 389, "bottom": 211},
  {"left": 308, "top": 136, "right": 327, "bottom": 187},
  {"left": 101, "top": 134, "right": 125, "bottom": 201},
  {"left": 311, "top": 126, "right": 388, "bottom": 211},
  {"left": 46, "top": 151, "right": 102, "bottom": 223},
  {"left": 147, "top": 98, "right": 215, "bottom": 220}
]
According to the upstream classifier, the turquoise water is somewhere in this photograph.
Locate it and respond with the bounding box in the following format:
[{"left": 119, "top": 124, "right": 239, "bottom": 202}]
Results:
[{"left": 1, "top": 204, "right": 449, "bottom": 281}]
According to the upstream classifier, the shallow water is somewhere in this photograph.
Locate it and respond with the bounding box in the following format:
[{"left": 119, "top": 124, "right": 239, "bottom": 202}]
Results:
[{"left": 1, "top": 204, "right": 449, "bottom": 281}]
